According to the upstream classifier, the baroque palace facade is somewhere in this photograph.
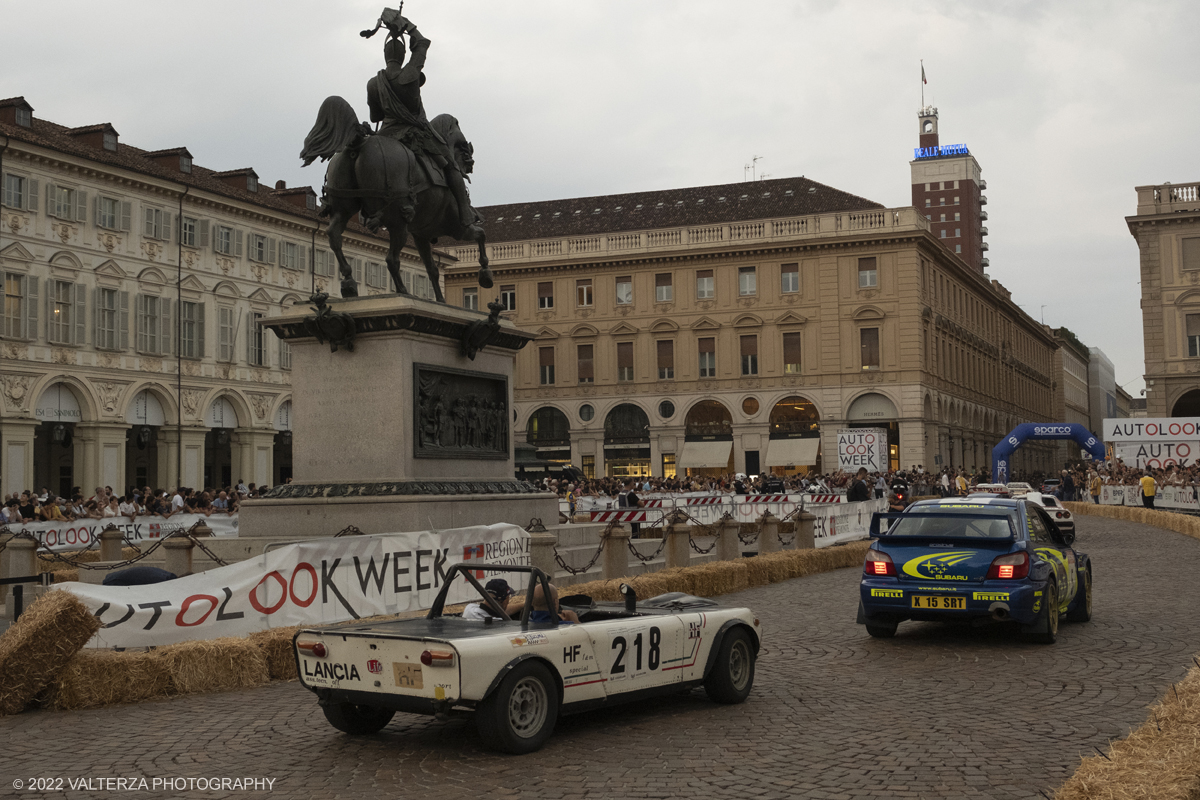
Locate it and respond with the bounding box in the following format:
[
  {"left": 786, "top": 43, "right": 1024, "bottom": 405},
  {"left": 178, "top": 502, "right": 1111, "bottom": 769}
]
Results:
[
  {"left": 445, "top": 174, "right": 1057, "bottom": 480},
  {"left": 0, "top": 96, "right": 434, "bottom": 498},
  {"left": 1127, "top": 181, "right": 1200, "bottom": 418}
]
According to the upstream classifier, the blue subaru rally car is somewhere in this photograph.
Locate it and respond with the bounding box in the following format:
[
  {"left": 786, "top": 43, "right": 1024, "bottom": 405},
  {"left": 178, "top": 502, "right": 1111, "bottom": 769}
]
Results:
[{"left": 857, "top": 497, "right": 1092, "bottom": 643}]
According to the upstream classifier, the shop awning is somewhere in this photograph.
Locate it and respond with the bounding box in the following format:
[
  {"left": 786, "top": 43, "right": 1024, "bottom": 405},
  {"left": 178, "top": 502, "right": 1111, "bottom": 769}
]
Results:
[
  {"left": 678, "top": 440, "right": 733, "bottom": 469},
  {"left": 764, "top": 438, "right": 820, "bottom": 468}
]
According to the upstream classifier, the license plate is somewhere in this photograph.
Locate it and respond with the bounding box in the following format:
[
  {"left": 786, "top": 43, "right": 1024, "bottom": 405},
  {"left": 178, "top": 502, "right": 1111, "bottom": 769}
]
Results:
[
  {"left": 911, "top": 595, "right": 966, "bottom": 610},
  {"left": 393, "top": 663, "right": 424, "bottom": 690}
]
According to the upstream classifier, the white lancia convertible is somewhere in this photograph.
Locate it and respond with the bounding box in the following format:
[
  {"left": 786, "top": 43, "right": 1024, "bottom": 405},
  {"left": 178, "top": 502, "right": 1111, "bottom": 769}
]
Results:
[{"left": 293, "top": 564, "right": 761, "bottom": 753}]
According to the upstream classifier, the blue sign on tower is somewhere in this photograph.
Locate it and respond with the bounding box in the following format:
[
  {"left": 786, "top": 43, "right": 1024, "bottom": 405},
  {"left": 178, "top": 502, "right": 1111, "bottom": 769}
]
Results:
[{"left": 913, "top": 143, "right": 970, "bottom": 159}]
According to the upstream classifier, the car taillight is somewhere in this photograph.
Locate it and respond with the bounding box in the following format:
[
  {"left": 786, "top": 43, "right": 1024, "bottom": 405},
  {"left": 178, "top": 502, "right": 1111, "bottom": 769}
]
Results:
[
  {"left": 296, "top": 640, "right": 327, "bottom": 658},
  {"left": 420, "top": 649, "right": 456, "bottom": 667},
  {"left": 864, "top": 549, "right": 896, "bottom": 577},
  {"left": 986, "top": 551, "right": 1030, "bottom": 580}
]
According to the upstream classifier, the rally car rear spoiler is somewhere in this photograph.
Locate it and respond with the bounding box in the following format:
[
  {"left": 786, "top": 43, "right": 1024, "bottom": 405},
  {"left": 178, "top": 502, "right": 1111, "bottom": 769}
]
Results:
[{"left": 869, "top": 511, "right": 1016, "bottom": 542}]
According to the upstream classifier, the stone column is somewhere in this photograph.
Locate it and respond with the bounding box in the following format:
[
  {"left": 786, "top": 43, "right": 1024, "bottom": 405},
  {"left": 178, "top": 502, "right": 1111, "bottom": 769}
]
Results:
[
  {"left": 232, "top": 428, "right": 277, "bottom": 488},
  {"left": 716, "top": 513, "right": 740, "bottom": 561},
  {"left": 898, "top": 420, "right": 925, "bottom": 473},
  {"left": 0, "top": 418, "right": 39, "bottom": 498},
  {"left": 99, "top": 527, "right": 125, "bottom": 561},
  {"left": 663, "top": 511, "right": 691, "bottom": 570},
  {"left": 529, "top": 531, "right": 557, "bottom": 580},
  {"left": 74, "top": 423, "right": 132, "bottom": 495},
  {"left": 795, "top": 510, "right": 817, "bottom": 550},
  {"left": 602, "top": 524, "right": 631, "bottom": 580},
  {"left": 160, "top": 427, "right": 208, "bottom": 490},
  {"left": 163, "top": 537, "right": 194, "bottom": 577},
  {"left": 2, "top": 537, "right": 38, "bottom": 619},
  {"left": 758, "top": 511, "right": 781, "bottom": 554}
]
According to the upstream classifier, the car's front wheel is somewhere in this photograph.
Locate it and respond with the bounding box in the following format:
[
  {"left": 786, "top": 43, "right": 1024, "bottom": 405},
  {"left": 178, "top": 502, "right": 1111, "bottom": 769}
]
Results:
[
  {"left": 704, "top": 628, "right": 756, "bottom": 704},
  {"left": 322, "top": 702, "right": 395, "bottom": 735},
  {"left": 476, "top": 661, "right": 559, "bottom": 754},
  {"left": 1023, "top": 580, "right": 1059, "bottom": 644}
]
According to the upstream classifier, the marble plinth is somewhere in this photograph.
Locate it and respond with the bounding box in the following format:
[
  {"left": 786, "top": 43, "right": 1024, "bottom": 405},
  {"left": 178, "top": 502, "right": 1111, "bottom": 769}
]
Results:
[{"left": 239, "top": 294, "right": 557, "bottom": 539}]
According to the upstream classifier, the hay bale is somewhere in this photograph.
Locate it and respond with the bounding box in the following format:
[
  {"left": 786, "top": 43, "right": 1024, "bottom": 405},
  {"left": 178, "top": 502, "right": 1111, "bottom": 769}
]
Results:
[
  {"left": 156, "top": 636, "right": 269, "bottom": 695},
  {"left": 1054, "top": 663, "right": 1200, "bottom": 800},
  {"left": 248, "top": 626, "right": 302, "bottom": 681},
  {"left": 0, "top": 589, "right": 100, "bottom": 715},
  {"left": 42, "top": 648, "right": 173, "bottom": 710},
  {"left": 50, "top": 569, "right": 78, "bottom": 583}
]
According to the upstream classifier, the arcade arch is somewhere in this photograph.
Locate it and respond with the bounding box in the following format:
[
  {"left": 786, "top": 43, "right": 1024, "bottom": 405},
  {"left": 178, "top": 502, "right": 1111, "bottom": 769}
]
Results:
[
  {"left": 765, "top": 395, "right": 821, "bottom": 475},
  {"left": 678, "top": 400, "right": 733, "bottom": 476},
  {"left": 604, "top": 403, "right": 651, "bottom": 478}
]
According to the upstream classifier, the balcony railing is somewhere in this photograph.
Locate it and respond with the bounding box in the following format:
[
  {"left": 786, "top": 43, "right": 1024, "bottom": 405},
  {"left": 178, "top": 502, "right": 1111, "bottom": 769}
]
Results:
[
  {"left": 451, "top": 207, "right": 929, "bottom": 267},
  {"left": 1136, "top": 182, "right": 1200, "bottom": 216}
]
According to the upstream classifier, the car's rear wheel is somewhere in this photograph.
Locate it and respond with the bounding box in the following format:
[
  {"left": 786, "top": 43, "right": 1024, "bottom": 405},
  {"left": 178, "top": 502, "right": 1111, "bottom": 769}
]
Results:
[
  {"left": 322, "top": 702, "right": 395, "bottom": 735},
  {"left": 1024, "top": 580, "right": 1059, "bottom": 644},
  {"left": 866, "top": 621, "right": 898, "bottom": 638},
  {"left": 704, "top": 628, "right": 756, "bottom": 704},
  {"left": 476, "top": 661, "right": 559, "bottom": 754},
  {"left": 1066, "top": 567, "right": 1092, "bottom": 623}
]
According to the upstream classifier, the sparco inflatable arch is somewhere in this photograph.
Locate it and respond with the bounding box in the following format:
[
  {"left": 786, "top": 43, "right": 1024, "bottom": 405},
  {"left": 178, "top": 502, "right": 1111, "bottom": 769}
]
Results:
[{"left": 991, "top": 423, "right": 1106, "bottom": 484}]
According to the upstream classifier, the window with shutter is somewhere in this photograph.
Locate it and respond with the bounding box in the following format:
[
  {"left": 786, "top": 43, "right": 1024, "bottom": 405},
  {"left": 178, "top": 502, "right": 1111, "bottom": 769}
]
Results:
[
  {"left": 539, "top": 346, "right": 555, "bottom": 385},
  {"left": 738, "top": 267, "right": 756, "bottom": 297},
  {"left": 781, "top": 263, "right": 799, "bottom": 294},
  {"left": 655, "top": 273, "right": 673, "bottom": 303},
  {"left": 538, "top": 281, "right": 554, "bottom": 309},
  {"left": 858, "top": 257, "right": 878, "bottom": 288},
  {"left": 2, "top": 174, "right": 24, "bottom": 209},
  {"left": 2, "top": 272, "right": 24, "bottom": 339},
  {"left": 576, "top": 279, "right": 593, "bottom": 307},
  {"left": 1187, "top": 314, "right": 1200, "bottom": 358},
  {"left": 24, "top": 276, "right": 37, "bottom": 340},
  {"left": 95, "top": 288, "right": 118, "bottom": 350},
  {"left": 462, "top": 287, "right": 478, "bottom": 310},
  {"left": 860, "top": 327, "right": 881, "bottom": 369},
  {"left": 198, "top": 219, "right": 210, "bottom": 248},
  {"left": 180, "top": 217, "right": 197, "bottom": 247},
  {"left": 1184, "top": 238, "right": 1200, "bottom": 272},
  {"left": 251, "top": 234, "right": 267, "bottom": 262},
  {"left": 615, "top": 276, "right": 632, "bottom": 305},
  {"left": 279, "top": 334, "right": 291, "bottom": 370},
  {"left": 577, "top": 344, "right": 594, "bottom": 383},
  {"left": 500, "top": 285, "right": 516, "bottom": 311},
  {"left": 617, "top": 341, "right": 634, "bottom": 382},
  {"left": 25, "top": 178, "right": 38, "bottom": 213},
  {"left": 267, "top": 237, "right": 277, "bottom": 265},
  {"left": 783, "top": 332, "right": 802, "bottom": 374},
  {"left": 75, "top": 190, "right": 87, "bottom": 222},
  {"left": 218, "top": 306, "right": 235, "bottom": 362},
  {"left": 249, "top": 312, "right": 266, "bottom": 366},
  {"left": 696, "top": 269, "right": 714, "bottom": 299},
  {"left": 740, "top": 335, "right": 758, "bottom": 375},
  {"left": 698, "top": 336, "right": 716, "bottom": 377},
  {"left": 656, "top": 340, "right": 674, "bottom": 379}
]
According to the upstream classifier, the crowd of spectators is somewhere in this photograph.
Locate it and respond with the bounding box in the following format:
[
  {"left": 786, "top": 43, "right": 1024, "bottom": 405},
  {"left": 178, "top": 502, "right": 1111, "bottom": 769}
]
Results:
[{"left": 0, "top": 478, "right": 276, "bottom": 525}]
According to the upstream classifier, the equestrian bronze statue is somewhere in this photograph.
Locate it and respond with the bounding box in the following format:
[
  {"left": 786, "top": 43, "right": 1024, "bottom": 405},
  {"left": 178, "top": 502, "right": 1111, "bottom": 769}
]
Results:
[{"left": 299, "top": 8, "right": 491, "bottom": 302}]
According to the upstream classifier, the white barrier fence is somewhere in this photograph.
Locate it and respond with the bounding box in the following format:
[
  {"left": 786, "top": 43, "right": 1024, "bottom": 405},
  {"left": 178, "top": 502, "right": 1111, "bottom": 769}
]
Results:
[
  {"left": 565, "top": 491, "right": 846, "bottom": 523},
  {"left": 5, "top": 514, "right": 241, "bottom": 553},
  {"left": 62, "top": 523, "right": 529, "bottom": 649},
  {"left": 1098, "top": 485, "right": 1200, "bottom": 511}
]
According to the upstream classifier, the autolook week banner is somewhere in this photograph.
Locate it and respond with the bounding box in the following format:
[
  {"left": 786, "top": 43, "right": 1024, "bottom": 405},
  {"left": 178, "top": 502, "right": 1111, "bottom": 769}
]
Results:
[{"left": 62, "top": 524, "right": 530, "bottom": 649}]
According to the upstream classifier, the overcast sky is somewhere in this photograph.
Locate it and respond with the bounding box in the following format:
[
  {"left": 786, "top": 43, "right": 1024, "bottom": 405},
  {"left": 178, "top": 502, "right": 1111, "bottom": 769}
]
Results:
[{"left": 5, "top": 0, "right": 1199, "bottom": 395}]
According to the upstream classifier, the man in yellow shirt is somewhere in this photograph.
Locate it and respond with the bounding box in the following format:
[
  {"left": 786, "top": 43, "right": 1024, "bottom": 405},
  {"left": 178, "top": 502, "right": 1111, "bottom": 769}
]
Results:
[
  {"left": 1140, "top": 472, "right": 1157, "bottom": 509},
  {"left": 1089, "top": 471, "right": 1102, "bottom": 505}
]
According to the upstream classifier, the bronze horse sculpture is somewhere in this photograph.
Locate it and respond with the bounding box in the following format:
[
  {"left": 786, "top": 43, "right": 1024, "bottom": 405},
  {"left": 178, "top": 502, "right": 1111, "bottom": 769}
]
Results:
[{"left": 300, "top": 98, "right": 491, "bottom": 302}]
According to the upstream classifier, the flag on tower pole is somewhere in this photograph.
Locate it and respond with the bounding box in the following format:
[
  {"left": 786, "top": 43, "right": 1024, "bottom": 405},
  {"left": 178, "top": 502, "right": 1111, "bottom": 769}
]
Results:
[{"left": 922, "top": 62, "right": 927, "bottom": 84}]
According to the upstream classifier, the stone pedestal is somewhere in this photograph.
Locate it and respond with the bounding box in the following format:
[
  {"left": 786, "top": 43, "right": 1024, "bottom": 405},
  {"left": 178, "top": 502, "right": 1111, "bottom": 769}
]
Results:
[{"left": 240, "top": 294, "right": 557, "bottom": 539}]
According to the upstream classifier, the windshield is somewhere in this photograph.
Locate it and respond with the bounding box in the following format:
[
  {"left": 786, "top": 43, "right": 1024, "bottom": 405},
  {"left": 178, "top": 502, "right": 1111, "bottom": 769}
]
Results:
[{"left": 886, "top": 506, "right": 1017, "bottom": 539}]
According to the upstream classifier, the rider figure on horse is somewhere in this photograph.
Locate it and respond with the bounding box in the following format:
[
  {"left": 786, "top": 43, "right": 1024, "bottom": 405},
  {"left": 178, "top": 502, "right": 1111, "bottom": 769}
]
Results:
[{"left": 366, "top": 12, "right": 475, "bottom": 231}]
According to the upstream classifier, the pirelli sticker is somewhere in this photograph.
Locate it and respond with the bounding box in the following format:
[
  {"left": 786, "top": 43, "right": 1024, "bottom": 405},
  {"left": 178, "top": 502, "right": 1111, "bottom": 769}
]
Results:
[
  {"left": 972, "top": 592, "right": 1010, "bottom": 601},
  {"left": 870, "top": 589, "right": 903, "bottom": 598}
]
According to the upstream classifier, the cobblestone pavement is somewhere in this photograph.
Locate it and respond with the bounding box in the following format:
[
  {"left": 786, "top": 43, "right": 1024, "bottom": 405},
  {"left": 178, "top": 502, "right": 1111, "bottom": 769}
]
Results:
[{"left": 4, "top": 515, "right": 1200, "bottom": 800}]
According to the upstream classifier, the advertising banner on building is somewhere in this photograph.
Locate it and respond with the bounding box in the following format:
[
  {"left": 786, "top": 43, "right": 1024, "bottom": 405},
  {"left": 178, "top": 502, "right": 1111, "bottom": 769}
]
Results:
[
  {"left": 1112, "top": 441, "right": 1200, "bottom": 469},
  {"left": 837, "top": 428, "right": 889, "bottom": 472},
  {"left": 1103, "top": 418, "right": 1200, "bottom": 442},
  {"left": 13, "top": 514, "right": 240, "bottom": 553},
  {"left": 61, "top": 524, "right": 529, "bottom": 649}
]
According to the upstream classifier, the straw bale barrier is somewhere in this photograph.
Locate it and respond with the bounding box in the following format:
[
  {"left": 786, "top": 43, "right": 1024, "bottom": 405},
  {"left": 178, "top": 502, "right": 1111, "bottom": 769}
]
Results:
[
  {"left": 25, "top": 543, "right": 871, "bottom": 713},
  {"left": 43, "top": 649, "right": 173, "bottom": 711},
  {"left": 1054, "top": 661, "right": 1200, "bottom": 800},
  {"left": 248, "top": 626, "right": 302, "bottom": 681},
  {"left": 1063, "top": 501, "right": 1200, "bottom": 544},
  {"left": 155, "top": 637, "right": 269, "bottom": 695},
  {"left": 50, "top": 569, "right": 78, "bottom": 583},
  {"left": 0, "top": 590, "right": 100, "bottom": 715}
]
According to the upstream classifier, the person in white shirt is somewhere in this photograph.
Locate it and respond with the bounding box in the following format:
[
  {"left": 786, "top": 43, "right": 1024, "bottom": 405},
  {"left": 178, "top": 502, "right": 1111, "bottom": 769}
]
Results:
[
  {"left": 118, "top": 496, "right": 138, "bottom": 517},
  {"left": 171, "top": 489, "right": 186, "bottom": 512},
  {"left": 462, "top": 579, "right": 515, "bottom": 621}
]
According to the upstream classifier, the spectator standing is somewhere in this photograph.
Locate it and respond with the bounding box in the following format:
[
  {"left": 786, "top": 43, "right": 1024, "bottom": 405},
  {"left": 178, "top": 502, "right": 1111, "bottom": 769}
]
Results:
[
  {"left": 873, "top": 474, "right": 886, "bottom": 500},
  {"left": 846, "top": 468, "right": 871, "bottom": 502},
  {"left": 1140, "top": 471, "right": 1157, "bottom": 509},
  {"left": 1089, "top": 471, "right": 1101, "bottom": 505},
  {"left": 940, "top": 471, "right": 951, "bottom": 498}
]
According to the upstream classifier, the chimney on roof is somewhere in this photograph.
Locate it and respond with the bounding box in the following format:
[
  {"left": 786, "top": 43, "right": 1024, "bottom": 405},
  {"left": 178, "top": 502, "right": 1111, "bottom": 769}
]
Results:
[
  {"left": 213, "top": 168, "right": 260, "bottom": 193},
  {"left": 67, "top": 123, "right": 119, "bottom": 152},
  {"left": 0, "top": 97, "right": 33, "bottom": 127},
  {"left": 144, "top": 147, "right": 194, "bottom": 175},
  {"left": 275, "top": 180, "right": 287, "bottom": 190}
]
